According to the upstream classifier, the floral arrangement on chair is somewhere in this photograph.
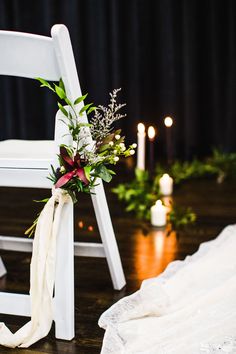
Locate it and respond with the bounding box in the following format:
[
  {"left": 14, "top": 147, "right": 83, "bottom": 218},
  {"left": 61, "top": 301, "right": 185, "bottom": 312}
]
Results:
[{"left": 25, "top": 78, "right": 136, "bottom": 236}]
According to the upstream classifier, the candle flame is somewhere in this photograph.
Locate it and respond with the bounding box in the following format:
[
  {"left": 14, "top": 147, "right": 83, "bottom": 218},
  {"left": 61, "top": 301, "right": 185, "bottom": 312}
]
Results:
[
  {"left": 138, "top": 122, "right": 145, "bottom": 133},
  {"left": 78, "top": 220, "right": 84, "bottom": 228},
  {"left": 164, "top": 116, "right": 173, "bottom": 127},
  {"left": 147, "top": 126, "right": 156, "bottom": 140}
]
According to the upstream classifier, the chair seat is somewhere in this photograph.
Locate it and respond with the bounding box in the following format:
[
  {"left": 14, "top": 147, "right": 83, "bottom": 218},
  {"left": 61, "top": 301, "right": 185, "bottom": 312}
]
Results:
[{"left": 0, "top": 139, "right": 55, "bottom": 169}]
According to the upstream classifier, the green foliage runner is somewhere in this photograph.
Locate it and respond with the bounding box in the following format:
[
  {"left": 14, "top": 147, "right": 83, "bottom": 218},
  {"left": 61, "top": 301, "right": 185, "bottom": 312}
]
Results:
[{"left": 113, "top": 149, "right": 236, "bottom": 231}]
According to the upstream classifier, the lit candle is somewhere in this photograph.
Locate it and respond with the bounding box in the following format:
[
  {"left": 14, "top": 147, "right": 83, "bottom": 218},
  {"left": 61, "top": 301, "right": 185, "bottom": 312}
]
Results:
[
  {"left": 137, "top": 123, "right": 146, "bottom": 170},
  {"left": 151, "top": 200, "right": 167, "bottom": 227},
  {"left": 164, "top": 116, "right": 173, "bottom": 164},
  {"left": 147, "top": 126, "right": 156, "bottom": 176},
  {"left": 159, "top": 173, "right": 173, "bottom": 196}
]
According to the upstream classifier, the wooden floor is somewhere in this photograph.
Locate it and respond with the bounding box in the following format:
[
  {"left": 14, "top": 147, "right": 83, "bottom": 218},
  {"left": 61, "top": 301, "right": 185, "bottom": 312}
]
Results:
[{"left": 0, "top": 169, "right": 236, "bottom": 353}]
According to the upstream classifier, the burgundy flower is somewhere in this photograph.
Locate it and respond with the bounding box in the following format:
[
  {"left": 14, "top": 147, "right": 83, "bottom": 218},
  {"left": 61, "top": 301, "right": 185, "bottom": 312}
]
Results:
[{"left": 55, "top": 146, "right": 89, "bottom": 188}]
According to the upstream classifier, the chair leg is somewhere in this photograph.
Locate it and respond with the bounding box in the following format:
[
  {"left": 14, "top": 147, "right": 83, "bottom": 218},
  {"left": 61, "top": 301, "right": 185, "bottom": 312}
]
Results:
[
  {"left": 54, "top": 200, "right": 75, "bottom": 340},
  {"left": 0, "top": 256, "right": 7, "bottom": 277},
  {"left": 91, "top": 181, "right": 126, "bottom": 290}
]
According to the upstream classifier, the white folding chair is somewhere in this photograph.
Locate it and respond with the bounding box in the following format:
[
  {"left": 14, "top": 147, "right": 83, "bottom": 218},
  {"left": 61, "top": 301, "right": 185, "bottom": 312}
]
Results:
[{"left": 0, "top": 24, "right": 125, "bottom": 340}]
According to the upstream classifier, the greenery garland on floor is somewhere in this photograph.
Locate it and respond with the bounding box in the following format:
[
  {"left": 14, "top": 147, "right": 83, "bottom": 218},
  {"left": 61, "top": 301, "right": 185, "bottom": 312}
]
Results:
[
  {"left": 113, "top": 149, "right": 236, "bottom": 231},
  {"left": 154, "top": 149, "right": 236, "bottom": 185},
  {"left": 113, "top": 168, "right": 196, "bottom": 230}
]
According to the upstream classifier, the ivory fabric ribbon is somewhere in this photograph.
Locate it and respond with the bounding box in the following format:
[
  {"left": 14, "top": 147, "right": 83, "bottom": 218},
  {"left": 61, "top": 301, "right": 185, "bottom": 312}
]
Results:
[{"left": 0, "top": 188, "right": 71, "bottom": 348}]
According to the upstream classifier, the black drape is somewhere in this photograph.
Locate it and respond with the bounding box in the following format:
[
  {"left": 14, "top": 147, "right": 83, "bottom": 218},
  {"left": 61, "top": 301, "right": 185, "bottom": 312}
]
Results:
[{"left": 0, "top": 0, "right": 236, "bottom": 160}]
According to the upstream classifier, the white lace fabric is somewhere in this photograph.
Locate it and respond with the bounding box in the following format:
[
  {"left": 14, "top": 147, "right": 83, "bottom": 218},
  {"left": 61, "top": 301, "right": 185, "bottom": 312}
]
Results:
[
  {"left": 99, "top": 225, "right": 236, "bottom": 354},
  {"left": 200, "top": 336, "right": 236, "bottom": 353}
]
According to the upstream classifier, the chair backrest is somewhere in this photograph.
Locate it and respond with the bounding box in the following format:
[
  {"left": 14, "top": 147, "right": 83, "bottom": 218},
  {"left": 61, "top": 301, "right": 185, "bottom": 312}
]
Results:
[
  {"left": 0, "top": 24, "right": 92, "bottom": 147},
  {"left": 0, "top": 30, "right": 60, "bottom": 80},
  {"left": 0, "top": 25, "right": 82, "bottom": 102}
]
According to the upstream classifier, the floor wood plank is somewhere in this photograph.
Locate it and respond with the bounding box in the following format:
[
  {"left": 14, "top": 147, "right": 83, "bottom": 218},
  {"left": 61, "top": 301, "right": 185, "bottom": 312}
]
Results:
[{"left": 0, "top": 174, "right": 236, "bottom": 353}]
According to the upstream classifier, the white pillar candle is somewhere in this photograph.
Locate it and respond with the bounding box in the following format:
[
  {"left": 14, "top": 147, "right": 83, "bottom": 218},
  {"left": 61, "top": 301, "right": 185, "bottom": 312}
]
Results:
[
  {"left": 159, "top": 173, "right": 173, "bottom": 196},
  {"left": 151, "top": 200, "right": 167, "bottom": 227},
  {"left": 137, "top": 123, "right": 146, "bottom": 170}
]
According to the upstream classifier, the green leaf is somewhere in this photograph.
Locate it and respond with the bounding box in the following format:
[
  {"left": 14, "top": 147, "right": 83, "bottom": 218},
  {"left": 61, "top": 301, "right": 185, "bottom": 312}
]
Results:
[
  {"left": 76, "top": 178, "right": 83, "bottom": 190},
  {"left": 65, "top": 97, "right": 72, "bottom": 106},
  {"left": 59, "top": 78, "right": 65, "bottom": 92},
  {"left": 58, "top": 102, "right": 68, "bottom": 117},
  {"left": 79, "top": 103, "right": 93, "bottom": 116},
  {"left": 126, "top": 203, "right": 136, "bottom": 211},
  {"left": 101, "top": 133, "right": 114, "bottom": 145},
  {"left": 74, "top": 93, "right": 88, "bottom": 105},
  {"left": 114, "top": 129, "right": 122, "bottom": 135},
  {"left": 54, "top": 84, "right": 66, "bottom": 99},
  {"left": 108, "top": 169, "right": 116, "bottom": 175},
  {"left": 78, "top": 123, "right": 92, "bottom": 128},
  {"left": 98, "top": 143, "right": 110, "bottom": 153},
  {"left": 87, "top": 106, "right": 97, "bottom": 115},
  {"left": 36, "top": 77, "right": 55, "bottom": 92},
  {"left": 95, "top": 164, "right": 112, "bottom": 183},
  {"left": 33, "top": 198, "right": 50, "bottom": 203},
  {"left": 84, "top": 166, "right": 92, "bottom": 181}
]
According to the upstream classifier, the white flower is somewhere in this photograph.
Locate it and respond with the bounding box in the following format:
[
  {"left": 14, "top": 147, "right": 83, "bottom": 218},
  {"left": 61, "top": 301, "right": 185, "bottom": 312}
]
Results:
[
  {"left": 113, "top": 150, "right": 117, "bottom": 154},
  {"left": 109, "top": 141, "right": 114, "bottom": 146},
  {"left": 129, "top": 149, "right": 135, "bottom": 155},
  {"left": 132, "top": 143, "right": 137, "bottom": 148},
  {"left": 119, "top": 142, "right": 126, "bottom": 151},
  {"left": 60, "top": 166, "right": 66, "bottom": 173},
  {"left": 115, "top": 134, "right": 121, "bottom": 140},
  {"left": 114, "top": 156, "right": 119, "bottom": 162}
]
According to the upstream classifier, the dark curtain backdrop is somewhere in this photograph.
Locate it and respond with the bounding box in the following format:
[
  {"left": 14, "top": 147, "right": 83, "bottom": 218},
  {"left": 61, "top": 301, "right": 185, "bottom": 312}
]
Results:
[{"left": 0, "top": 0, "right": 236, "bottom": 160}]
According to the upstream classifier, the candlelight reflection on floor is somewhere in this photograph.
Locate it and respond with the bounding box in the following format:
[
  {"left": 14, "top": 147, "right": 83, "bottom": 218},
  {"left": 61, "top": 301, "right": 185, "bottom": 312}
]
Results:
[{"left": 133, "top": 227, "right": 178, "bottom": 282}]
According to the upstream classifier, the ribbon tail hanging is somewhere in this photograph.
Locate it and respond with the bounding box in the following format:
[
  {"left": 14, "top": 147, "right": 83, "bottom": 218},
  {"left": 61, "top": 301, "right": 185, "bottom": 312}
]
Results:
[{"left": 0, "top": 189, "right": 70, "bottom": 348}]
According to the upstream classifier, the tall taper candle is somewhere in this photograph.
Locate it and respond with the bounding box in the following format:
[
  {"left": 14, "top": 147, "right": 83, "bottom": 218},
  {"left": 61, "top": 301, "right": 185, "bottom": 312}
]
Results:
[
  {"left": 148, "top": 126, "right": 156, "bottom": 176},
  {"left": 137, "top": 123, "right": 146, "bottom": 170},
  {"left": 164, "top": 116, "right": 173, "bottom": 165}
]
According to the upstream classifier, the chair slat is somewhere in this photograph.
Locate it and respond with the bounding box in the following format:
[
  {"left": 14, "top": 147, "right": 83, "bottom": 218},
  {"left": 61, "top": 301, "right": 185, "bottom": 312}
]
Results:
[{"left": 0, "top": 31, "right": 60, "bottom": 80}]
